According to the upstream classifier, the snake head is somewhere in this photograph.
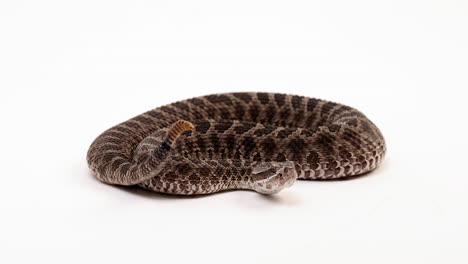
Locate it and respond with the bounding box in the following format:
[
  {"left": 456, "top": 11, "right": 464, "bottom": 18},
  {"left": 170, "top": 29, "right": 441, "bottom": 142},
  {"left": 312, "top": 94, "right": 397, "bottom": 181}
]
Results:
[{"left": 251, "top": 161, "right": 297, "bottom": 194}]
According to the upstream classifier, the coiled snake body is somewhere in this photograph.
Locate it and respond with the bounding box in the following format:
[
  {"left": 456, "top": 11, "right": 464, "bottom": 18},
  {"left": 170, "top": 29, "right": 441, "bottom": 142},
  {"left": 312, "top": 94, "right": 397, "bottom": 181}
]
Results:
[{"left": 87, "top": 93, "right": 386, "bottom": 195}]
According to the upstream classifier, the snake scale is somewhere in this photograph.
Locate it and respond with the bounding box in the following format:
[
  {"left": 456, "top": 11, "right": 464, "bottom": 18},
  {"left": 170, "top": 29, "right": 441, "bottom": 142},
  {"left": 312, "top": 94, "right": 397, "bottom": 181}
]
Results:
[{"left": 87, "top": 92, "right": 386, "bottom": 195}]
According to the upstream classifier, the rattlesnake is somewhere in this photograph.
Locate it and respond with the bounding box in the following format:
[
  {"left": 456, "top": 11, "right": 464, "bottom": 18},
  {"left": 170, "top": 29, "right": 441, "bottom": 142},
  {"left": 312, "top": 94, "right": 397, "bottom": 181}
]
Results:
[{"left": 87, "top": 92, "right": 386, "bottom": 195}]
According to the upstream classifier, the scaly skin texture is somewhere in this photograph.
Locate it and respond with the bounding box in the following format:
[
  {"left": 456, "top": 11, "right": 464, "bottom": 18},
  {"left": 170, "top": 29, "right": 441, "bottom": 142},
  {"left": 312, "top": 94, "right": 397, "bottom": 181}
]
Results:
[{"left": 87, "top": 92, "right": 386, "bottom": 195}]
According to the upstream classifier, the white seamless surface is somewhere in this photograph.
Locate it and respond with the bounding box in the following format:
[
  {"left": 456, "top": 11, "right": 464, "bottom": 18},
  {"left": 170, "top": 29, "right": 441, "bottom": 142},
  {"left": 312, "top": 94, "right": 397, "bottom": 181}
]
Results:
[{"left": 1, "top": 1, "right": 467, "bottom": 263}]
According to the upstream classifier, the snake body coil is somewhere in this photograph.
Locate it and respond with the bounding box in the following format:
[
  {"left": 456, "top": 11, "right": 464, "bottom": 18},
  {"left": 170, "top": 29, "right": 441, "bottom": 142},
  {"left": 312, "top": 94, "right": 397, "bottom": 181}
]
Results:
[{"left": 87, "top": 92, "right": 386, "bottom": 195}]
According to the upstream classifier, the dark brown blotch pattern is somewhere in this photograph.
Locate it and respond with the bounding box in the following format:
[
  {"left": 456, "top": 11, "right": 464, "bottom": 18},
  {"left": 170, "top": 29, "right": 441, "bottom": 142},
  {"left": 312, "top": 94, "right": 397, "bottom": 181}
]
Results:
[{"left": 87, "top": 92, "right": 386, "bottom": 195}]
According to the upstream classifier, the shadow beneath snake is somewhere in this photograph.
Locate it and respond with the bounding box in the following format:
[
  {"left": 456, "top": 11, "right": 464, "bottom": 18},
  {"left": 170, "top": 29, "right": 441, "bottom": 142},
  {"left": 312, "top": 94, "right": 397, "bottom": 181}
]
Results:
[
  {"left": 112, "top": 185, "right": 302, "bottom": 206},
  {"left": 87, "top": 168, "right": 292, "bottom": 202},
  {"left": 89, "top": 159, "right": 388, "bottom": 203},
  {"left": 112, "top": 184, "right": 297, "bottom": 204},
  {"left": 113, "top": 184, "right": 239, "bottom": 200},
  {"left": 105, "top": 174, "right": 372, "bottom": 204}
]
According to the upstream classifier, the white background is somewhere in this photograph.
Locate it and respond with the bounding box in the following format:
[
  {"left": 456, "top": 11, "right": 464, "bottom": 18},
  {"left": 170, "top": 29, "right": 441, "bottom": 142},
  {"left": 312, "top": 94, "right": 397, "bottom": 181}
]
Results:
[{"left": 1, "top": 0, "right": 467, "bottom": 263}]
